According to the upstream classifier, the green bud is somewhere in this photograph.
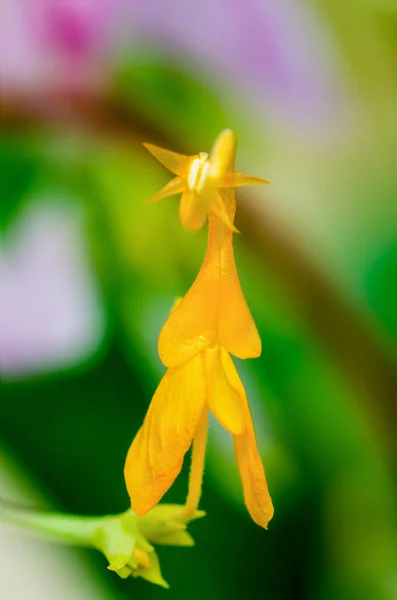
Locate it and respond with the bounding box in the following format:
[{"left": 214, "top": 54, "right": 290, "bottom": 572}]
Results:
[{"left": 0, "top": 499, "right": 204, "bottom": 588}]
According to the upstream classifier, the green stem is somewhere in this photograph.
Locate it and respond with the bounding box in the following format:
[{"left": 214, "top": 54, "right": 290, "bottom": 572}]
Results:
[{"left": 0, "top": 498, "right": 102, "bottom": 546}]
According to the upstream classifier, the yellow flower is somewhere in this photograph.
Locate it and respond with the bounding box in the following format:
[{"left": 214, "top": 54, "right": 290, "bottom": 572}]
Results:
[
  {"left": 143, "top": 129, "right": 268, "bottom": 232},
  {"left": 125, "top": 131, "right": 273, "bottom": 529}
]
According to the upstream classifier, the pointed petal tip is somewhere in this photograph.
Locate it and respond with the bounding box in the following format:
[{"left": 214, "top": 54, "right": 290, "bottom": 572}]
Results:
[
  {"left": 142, "top": 143, "right": 191, "bottom": 176},
  {"left": 194, "top": 509, "right": 206, "bottom": 520},
  {"left": 129, "top": 497, "right": 152, "bottom": 519},
  {"left": 184, "top": 509, "right": 206, "bottom": 524},
  {"left": 107, "top": 559, "right": 129, "bottom": 573},
  {"left": 150, "top": 574, "right": 169, "bottom": 589},
  {"left": 142, "top": 142, "right": 158, "bottom": 156},
  {"left": 218, "top": 173, "right": 270, "bottom": 189},
  {"left": 142, "top": 142, "right": 162, "bottom": 153},
  {"left": 249, "top": 502, "right": 274, "bottom": 530},
  {"left": 145, "top": 176, "right": 186, "bottom": 204},
  {"left": 155, "top": 530, "right": 195, "bottom": 547}
]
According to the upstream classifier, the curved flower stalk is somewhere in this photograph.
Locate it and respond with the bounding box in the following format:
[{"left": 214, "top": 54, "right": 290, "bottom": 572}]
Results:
[
  {"left": 125, "top": 130, "right": 274, "bottom": 529},
  {"left": 144, "top": 133, "right": 268, "bottom": 232},
  {"left": 0, "top": 499, "right": 203, "bottom": 588}
]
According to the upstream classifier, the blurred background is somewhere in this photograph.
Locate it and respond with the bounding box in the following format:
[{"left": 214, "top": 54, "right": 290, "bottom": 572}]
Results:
[{"left": 1, "top": 1, "right": 397, "bottom": 599}]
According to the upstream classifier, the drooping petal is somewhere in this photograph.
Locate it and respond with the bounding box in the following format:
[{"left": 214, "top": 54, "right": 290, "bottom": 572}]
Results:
[
  {"left": 124, "top": 354, "right": 207, "bottom": 516},
  {"left": 179, "top": 190, "right": 211, "bottom": 231},
  {"left": 219, "top": 347, "right": 273, "bottom": 527},
  {"left": 143, "top": 143, "right": 193, "bottom": 176},
  {"left": 146, "top": 176, "right": 186, "bottom": 203},
  {"left": 204, "top": 346, "right": 246, "bottom": 435},
  {"left": 218, "top": 172, "right": 270, "bottom": 187},
  {"left": 234, "top": 404, "right": 274, "bottom": 529},
  {"left": 158, "top": 224, "right": 220, "bottom": 367}
]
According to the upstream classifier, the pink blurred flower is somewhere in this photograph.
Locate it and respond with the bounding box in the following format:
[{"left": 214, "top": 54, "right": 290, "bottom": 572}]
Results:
[{"left": 0, "top": 0, "right": 119, "bottom": 92}]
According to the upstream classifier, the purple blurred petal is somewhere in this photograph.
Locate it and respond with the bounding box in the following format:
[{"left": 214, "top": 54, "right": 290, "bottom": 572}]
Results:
[
  {"left": 0, "top": 199, "right": 104, "bottom": 378},
  {"left": 41, "top": 0, "right": 111, "bottom": 58},
  {"left": 124, "top": 0, "right": 348, "bottom": 135}
]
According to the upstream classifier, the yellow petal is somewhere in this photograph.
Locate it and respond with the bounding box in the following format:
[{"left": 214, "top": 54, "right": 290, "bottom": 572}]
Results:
[
  {"left": 210, "top": 191, "right": 240, "bottom": 234},
  {"left": 218, "top": 172, "right": 269, "bottom": 187},
  {"left": 216, "top": 219, "right": 262, "bottom": 359},
  {"left": 146, "top": 176, "right": 186, "bottom": 203},
  {"left": 158, "top": 224, "right": 219, "bottom": 367},
  {"left": 179, "top": 190, "right": 211, "bottom": 231},
  {"left": 208, "top": 130, "right": 238, "bottom": 223},
  {"left": 234, "top": 404, "right": 274, "bottom": 529},
  {"left": 209, "top": 129, "right": 237, "bottom": 178},
  {"left": 219, "top": 347, "right": 273, "bottom": 527},
  {"left": 124, "top": 354, "right": 207, "bottom": 515},
  {"left": 204, "top": 346, "right": 246, "bottom": 435},
  {"left": 143, "top": 143, "right": 193, "bottom": 176}
]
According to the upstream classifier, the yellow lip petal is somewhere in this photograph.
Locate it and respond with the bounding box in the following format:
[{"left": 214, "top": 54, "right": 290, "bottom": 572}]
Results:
[
  {"left": 159, "top": 199, "right": 260, "bottom": 365},
  {"left": 143, "top": 143, "right": 193, "bottom": 176},
  {"left": 216, "top": 221, "right": 262, "bottom": 359},
  {"left": 204, "top": 346, "right": 246, "bottom": 435},
  {"left": 233, "top": 404, "right": 274, "bottom": 529},
  {"left": 158, "top": 224, "right": 220, "bottom": 368},
  {"left": 124, "top": 354, "right": 207, "bottom": 515}
]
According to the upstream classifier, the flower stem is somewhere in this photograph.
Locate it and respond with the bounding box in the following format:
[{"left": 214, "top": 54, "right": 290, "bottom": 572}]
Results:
[
  {"left": 0, "top": 498, "right": 100, "bottom": 545},
  {"left": 181, "top": 407, "right": 209, "bottom": 519}
]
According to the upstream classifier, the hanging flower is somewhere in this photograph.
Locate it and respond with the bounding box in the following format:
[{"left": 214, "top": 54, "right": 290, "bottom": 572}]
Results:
[
  {"left": 125, "top": 130, "right": 273, "bottom": 529},
  {"left": 143, "top": 130, "right": 268, "bottom": 232}
]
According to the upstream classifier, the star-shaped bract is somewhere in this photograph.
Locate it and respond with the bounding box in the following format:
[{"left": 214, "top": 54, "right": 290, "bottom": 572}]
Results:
[{"left": 143, "top": 135, "right": 269, "bottom": 232}]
